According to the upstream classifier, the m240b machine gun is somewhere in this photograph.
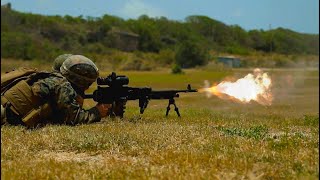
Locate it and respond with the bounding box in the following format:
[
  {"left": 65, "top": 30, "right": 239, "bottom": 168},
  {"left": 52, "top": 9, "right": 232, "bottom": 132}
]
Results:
[{"left": 84, "top": 72, "right": 197, "bottom": 118}]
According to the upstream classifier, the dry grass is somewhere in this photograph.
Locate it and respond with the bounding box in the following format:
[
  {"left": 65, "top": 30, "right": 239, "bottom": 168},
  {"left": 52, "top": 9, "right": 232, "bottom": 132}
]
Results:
[{"left": 1, "top": 59, "right": 319, "bottom": 179}]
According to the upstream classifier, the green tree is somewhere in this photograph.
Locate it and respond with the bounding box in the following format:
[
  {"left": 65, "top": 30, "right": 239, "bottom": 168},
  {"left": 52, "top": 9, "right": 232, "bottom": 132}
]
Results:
[
  {"left": 175, "top": 40, "right": 209, "bottom": 68},
  {"left": 127, "top": 15, "right": 162, "bottom": 52}
]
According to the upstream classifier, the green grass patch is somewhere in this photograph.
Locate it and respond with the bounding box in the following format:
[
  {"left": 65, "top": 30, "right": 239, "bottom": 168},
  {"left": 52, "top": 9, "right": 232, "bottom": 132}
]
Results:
[
  {"left": 303, "top": 114, "right": 319, "bottom": 126},
  {"left": 217, "top": 125, "right": 269, "bottom": 140}
]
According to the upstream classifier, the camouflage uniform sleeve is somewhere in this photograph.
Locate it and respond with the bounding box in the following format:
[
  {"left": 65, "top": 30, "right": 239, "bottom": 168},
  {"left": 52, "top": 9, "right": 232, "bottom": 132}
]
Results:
[{"left": 32, "top": 76, "right": 101, "bottom": 125}]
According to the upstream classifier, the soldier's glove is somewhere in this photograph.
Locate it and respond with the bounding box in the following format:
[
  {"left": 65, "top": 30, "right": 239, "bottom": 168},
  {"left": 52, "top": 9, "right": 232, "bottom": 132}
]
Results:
[
  {"left": 75, "top": 95, "right": 84, "bottom": 107},
  {"left": 112, "top": 100, "right": 127, "bottom": 118},
  {"left": 96, "top": 103, "right": 112, "bottom": 118}
]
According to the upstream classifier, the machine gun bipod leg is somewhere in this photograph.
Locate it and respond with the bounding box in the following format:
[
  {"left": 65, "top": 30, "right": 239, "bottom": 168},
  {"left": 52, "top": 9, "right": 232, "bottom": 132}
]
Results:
[{"left": 165, "top": 98, "right": 181, "bottom": 117}]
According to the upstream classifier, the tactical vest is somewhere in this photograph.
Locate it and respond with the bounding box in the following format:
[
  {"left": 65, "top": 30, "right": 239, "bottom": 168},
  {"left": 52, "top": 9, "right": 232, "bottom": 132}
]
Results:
[{"left": 1, "top": 67, "right": 52, "bottom": 127}]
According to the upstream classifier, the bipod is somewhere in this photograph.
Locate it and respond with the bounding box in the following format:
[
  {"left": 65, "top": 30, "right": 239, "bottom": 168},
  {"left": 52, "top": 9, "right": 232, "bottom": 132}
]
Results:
[{"left": 165, "top": 98, "right": 181, "bottom": 117}]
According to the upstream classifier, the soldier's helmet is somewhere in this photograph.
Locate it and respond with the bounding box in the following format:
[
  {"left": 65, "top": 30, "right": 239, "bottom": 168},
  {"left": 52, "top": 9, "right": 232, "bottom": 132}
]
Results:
[
  {"left": 52, "top": 54, "right": 73, "bottom": 72},
  {"left": 60, "top": 55, "right": 99, "bottom": 90}
]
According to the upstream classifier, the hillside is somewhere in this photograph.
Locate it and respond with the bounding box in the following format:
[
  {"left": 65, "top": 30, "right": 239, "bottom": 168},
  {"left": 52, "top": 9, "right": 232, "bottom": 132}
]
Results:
[{"left": 1, "top": 4, "right": 319, "bottom": 64}]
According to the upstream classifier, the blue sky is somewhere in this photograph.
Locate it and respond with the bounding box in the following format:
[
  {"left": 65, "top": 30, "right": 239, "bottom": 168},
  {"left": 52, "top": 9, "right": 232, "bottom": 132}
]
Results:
[{"left": 1, "top": 0, "right": 319, "bottom": 34}]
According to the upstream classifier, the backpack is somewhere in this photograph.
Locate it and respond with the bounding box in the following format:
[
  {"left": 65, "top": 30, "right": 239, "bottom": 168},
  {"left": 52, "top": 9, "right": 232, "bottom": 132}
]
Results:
[
  {"left": 1, "top": 67, "right": 38, "bottom": 94},
  {"left": 1, "top": 67, "right": 52, "bottom": 127}
]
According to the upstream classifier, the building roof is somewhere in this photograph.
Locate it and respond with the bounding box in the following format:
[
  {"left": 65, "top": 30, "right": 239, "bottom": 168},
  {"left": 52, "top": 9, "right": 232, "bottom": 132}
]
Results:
[{"left": 109, "top": 27, "right": 139, "bottom": 38}]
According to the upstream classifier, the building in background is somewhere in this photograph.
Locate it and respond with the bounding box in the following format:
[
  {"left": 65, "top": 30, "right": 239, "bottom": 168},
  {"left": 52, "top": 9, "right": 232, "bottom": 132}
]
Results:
[
  {"left": 217, "top": 56, "right": 241, "bottom": 68},
  {"left": 108, "top": 28, "right": 139, "bottom": 52}
]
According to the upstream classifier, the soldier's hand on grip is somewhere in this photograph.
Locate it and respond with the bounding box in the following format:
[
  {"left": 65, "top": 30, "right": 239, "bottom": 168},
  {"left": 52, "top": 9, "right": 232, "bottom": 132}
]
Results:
[
  {"left": 113, "top": 100, "right": 127, "bottom": 117},
  {"left": 96, "top": 103, "right": 111, "bottom": 118}
]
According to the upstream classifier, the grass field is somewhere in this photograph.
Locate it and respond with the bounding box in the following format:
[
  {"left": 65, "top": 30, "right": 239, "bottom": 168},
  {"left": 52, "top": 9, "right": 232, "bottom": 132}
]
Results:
[{"left": 1, "top": 59, "right": 319, "bottom": 179}]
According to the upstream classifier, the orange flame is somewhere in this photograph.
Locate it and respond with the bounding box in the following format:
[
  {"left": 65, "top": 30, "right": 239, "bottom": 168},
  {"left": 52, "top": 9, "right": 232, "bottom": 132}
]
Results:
[{"left": 199, "top": 68, "right": 273, "bottom": 105}]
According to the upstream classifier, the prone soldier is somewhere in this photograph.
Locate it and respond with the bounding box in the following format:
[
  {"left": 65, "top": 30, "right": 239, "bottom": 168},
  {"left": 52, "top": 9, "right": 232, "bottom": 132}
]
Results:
[{"left": 1, "top": 55, "right": 112, "bottom": 127}]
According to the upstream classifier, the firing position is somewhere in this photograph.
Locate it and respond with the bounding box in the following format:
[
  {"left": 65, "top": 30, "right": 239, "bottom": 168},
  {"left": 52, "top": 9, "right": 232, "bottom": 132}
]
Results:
[{"left": 1, "top": 55, "right": 122, "bottom": 128}]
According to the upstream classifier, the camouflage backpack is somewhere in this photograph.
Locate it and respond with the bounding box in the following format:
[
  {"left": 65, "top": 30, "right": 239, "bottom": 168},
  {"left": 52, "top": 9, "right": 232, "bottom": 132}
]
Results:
[{"left": 1, "top": 67, "right": 52, "bottom": 127}]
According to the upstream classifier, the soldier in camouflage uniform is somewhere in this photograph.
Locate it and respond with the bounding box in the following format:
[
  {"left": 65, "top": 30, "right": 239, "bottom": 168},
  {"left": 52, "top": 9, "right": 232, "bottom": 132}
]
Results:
[
  {"left": 51, "top": 53, "right": 85, "bottom": 108},
  {"left": 1, "top": 55, "right": 111, "bottom": 127}
]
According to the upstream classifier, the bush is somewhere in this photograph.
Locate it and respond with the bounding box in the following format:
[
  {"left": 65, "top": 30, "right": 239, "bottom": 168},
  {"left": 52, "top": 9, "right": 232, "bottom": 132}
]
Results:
[
  {"left": 175, "top": 41, "right": 209, "bottom": 68},
  {"left": 1, "top": 32, "right": 39, "bottom": 60},
  {"left": 171, "top": 64, "right": 184, "bottom": 74}
]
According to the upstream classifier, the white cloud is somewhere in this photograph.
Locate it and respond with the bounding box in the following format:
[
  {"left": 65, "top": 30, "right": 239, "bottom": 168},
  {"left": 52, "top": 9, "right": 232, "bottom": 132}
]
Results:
[{"left": 119, "top": 0, "right": 165, "bottom": 19}]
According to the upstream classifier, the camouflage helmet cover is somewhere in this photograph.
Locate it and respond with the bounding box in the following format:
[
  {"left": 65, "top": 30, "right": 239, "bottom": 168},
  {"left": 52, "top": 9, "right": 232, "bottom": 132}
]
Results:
[
  {"left": 52, "top": 54, "right": 73, "bottom": 71},
  {"left": 60, "top": 55, "right": 99, "bottom": 89}
]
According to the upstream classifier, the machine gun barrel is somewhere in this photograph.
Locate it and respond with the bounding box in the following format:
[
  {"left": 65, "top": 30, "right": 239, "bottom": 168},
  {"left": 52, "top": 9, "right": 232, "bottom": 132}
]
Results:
[{"left": 150, "top": 86, "right": 198, "bottom": 100}]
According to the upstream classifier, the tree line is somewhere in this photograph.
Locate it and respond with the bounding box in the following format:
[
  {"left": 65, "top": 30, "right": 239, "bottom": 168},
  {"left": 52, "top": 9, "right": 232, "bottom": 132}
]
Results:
[{"left": 1, "top": 5, "right": 319, "bottom": 68}]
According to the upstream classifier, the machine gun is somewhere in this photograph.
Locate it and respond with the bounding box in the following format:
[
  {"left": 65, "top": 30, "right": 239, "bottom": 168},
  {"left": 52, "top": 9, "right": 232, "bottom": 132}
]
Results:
[{"left": 84, "top": 72, "right": 197, "bottom": 118}]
